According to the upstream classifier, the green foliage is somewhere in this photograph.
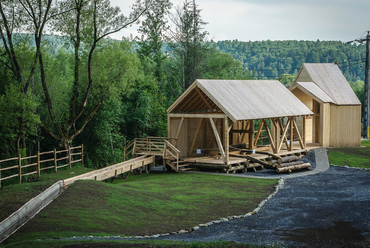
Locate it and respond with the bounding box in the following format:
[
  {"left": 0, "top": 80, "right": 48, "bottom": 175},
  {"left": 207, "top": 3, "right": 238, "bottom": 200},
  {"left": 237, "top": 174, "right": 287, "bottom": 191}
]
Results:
[
  {"left": 0, "top": 84, "right": 40, "bottom": 158},
  {"left": 216, "top": 40, "right": 366, "bottom": 82}
]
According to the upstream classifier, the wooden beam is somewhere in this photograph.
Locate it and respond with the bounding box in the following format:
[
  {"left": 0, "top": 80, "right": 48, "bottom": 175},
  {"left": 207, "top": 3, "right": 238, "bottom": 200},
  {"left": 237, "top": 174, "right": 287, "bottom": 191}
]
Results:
[
  {"left": 289, "top": 117, "right": 294, "bottom": 151},
  {"left": 302, "top": 115, "right": 306, "bottom": 147},
  {"left": 263, "top": 119, "right": 276, "bottom": 152},
  {"left": 224, "top": 117, "right": 229, "bottom": 164},
  {"left": 174, "top": 117, "right": 185, "bottom": 147},
  {"left": 168, "top": 113, "right": 227, "bottom": 119},
  {"left": 195, "top": 87, "right": 213, "bottom": 111},
  {"left": 207, "top": 118, "right": 221, "bottom": 149},
  {"left": 254, "top": 120, "right": 264, "bottom": 146},
  {"left": 189, "top": 118, "right": 204, "bottom": 157},
  {"left": 292, "top": 117, "right": 305, "bottom": 149},
  {"left": 209, "top": 118, "right": 226, "bottom": 162},
  {"left": 277, "top": 118, "right": 291, "bottom": 153},
  {"left": 249, "top": 120, "right": 254, "bottom": 149}
]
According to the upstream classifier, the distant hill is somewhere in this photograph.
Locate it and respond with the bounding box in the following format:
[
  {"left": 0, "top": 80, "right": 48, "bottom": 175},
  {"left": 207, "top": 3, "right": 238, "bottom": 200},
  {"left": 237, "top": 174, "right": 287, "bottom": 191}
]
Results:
[{"left": 215, "top": 40, "right": 366, "bottom": 82}]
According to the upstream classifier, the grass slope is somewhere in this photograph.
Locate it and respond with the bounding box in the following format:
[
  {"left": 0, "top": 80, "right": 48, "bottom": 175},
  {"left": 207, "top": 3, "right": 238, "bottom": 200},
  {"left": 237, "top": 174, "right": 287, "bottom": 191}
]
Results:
[
  {"left": 0, "top": 166, "right": 94, "bottom": 222},
  {"left": 4, "top": 172, "right": 277, "bottom": 247},
  {"left": 328, "top": 140, "right": 370, "bottom": 168}
]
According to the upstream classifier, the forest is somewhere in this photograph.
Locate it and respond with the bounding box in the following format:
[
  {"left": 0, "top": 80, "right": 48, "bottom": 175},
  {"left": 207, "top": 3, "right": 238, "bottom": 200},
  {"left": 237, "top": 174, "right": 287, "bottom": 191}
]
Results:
[{"left": 0, "top": 0, "right": 366, "bottom": 167}]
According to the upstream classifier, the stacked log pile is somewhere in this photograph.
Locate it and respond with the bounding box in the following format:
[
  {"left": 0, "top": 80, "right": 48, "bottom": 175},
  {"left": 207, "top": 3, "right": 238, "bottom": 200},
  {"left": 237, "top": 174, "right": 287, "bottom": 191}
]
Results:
[{"left": 269, "top": 155, "right": 311, "bottom": 174}]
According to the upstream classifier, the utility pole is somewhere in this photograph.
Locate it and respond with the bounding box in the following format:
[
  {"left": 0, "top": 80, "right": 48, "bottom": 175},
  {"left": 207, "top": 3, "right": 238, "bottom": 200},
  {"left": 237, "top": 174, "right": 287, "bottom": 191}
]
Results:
[{"left": 348, "top": 31, "right": 370, "bottom": 138}]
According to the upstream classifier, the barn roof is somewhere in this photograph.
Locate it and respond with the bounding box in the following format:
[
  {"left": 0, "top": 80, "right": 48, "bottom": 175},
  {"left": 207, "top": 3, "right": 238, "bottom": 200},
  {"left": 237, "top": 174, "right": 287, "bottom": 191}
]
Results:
[
  {"left": 292, "top": 63, "right": 361, "bottom": 105},
  {"left": 291, "top": 82, "right": 335, "bottom": 104},
  {"left": 167, "top": 79, "right": 313, "bottom": 122}
]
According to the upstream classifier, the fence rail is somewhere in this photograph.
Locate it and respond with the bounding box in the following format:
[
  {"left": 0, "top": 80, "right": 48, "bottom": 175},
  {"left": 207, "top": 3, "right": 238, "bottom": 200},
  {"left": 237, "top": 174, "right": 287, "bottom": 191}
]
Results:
[{"left": 0, "top": 145, "right": 83, "bottom": 188}]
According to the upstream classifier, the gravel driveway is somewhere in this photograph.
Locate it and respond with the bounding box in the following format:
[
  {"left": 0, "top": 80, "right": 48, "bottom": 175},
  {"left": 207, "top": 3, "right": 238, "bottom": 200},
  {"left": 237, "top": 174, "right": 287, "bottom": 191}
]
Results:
[{"left": 160, "top": 166, "right": 370, "bottom": 247}]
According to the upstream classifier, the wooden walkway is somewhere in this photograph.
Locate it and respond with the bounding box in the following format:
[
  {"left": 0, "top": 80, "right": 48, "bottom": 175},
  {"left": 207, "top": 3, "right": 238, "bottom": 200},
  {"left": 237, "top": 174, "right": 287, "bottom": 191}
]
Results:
[{"left": 63, "top": 155, "right": 155, "bottom": 187}]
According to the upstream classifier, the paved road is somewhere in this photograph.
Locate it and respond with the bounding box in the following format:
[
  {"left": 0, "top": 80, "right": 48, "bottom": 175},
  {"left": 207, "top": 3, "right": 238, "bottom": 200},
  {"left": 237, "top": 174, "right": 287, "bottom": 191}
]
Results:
[{"left": 159, "top": 150, "right": 370, "bottom": 247}]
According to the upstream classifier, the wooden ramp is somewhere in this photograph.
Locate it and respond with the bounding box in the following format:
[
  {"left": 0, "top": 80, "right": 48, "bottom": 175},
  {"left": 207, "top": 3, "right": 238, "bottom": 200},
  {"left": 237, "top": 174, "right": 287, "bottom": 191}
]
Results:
[{"left": 63, "top": 155, "right": 155, "bottom": 187}]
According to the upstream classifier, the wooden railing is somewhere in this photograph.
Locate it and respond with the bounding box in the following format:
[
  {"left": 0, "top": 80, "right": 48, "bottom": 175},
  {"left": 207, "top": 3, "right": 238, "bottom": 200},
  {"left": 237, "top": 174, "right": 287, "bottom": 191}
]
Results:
[
  {"left": 0, "top": 145, "right": 83, "bottom": 188},
  {"left": 123, "top": 137, "right": 180, "bottom": 171}
]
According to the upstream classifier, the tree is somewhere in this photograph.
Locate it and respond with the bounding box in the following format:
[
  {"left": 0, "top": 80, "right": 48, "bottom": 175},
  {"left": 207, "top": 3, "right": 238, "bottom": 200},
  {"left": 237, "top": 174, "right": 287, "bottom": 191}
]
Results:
[
  {"left": 137, "top": 0, "right": 172, "bottom": 83},
  {"left": 167, "top": 0, "right": 209, "bottom": 91},
  {"left": 38, "top": 0, "right": 150, "bottom": 150}
]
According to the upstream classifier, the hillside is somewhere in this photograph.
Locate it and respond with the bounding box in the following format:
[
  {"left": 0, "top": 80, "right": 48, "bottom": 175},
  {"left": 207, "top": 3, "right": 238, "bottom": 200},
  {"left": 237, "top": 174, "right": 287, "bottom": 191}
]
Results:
[{"left": 215, "top": 40, "right": 366, "bottom": 82}]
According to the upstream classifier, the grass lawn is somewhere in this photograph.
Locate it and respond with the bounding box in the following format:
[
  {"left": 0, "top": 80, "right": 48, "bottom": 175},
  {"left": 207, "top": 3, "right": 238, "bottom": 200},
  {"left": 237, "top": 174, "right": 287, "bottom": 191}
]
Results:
[
  {"left": 2, "top": 172, "right": 277, "bottom": 248},
  {"left": 327, "top": 139, "right": 370, "bottom": 169},
  {"left": 0, "top": 165, "right": 94, "bottom": 222}
]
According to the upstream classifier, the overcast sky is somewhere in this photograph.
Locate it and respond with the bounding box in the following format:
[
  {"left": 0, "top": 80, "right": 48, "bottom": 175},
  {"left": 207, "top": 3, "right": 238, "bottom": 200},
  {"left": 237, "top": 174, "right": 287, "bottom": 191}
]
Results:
[{"left": 110, "top": 0, "right": 370, "bottom": 42}]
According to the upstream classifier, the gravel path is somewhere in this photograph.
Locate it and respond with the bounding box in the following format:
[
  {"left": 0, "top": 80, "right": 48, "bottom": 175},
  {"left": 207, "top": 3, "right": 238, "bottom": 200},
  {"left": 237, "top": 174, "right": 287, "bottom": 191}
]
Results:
[{"left": 159, "top": 165, "right": 370, "bottom": 247}]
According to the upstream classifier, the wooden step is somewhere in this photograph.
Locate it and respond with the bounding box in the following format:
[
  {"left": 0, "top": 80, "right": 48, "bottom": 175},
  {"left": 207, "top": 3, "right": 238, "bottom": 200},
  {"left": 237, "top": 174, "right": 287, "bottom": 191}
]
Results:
[{"left": 180, "top": 167, "right": 193, "bottom": 172}]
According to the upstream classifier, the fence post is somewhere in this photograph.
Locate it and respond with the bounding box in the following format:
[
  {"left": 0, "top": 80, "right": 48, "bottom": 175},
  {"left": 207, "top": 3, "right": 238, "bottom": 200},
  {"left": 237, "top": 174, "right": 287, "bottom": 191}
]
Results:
[
  {"left": 54, "top": 149, "right": 57, "bottom": 173},
  {"left": 81, "top": 144, "right": 84, "bottom": 167},
  {"left": 0, "top": 162, "right": 2, "bottom": 188},
  {"left": 68, "top": 146, "right": 71, "bottom": 169},
  {"left": 37, "top": 151, "right": 40, "bottom": 177},
  {"left": 18, "top": 154, "right": 22, "bottom": 184}
]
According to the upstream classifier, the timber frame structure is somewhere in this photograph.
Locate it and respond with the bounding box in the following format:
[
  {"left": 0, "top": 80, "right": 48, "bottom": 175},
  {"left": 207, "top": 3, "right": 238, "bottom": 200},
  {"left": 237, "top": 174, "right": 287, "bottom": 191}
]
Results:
[{"left": 166, "top": 79, "right": 314, "bottom": 169}]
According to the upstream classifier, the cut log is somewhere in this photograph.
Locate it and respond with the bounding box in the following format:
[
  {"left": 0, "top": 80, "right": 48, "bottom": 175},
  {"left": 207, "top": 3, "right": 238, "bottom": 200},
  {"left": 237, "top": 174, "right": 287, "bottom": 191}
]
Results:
[
  {"left": 231, "top": 147, "right": 281, "bottom": 160},
  {"left": 278, "top": 155, "right": 302, "bottom": 164},
  {"left": 227, "top": 164, "right": 246, "bottom": 173},
  {"left": 276, "top": 163, "right": 311, "bottom": 173},
  {"left": 277, "top": 160, "right": 304, "bottom": 168},
  {"left": 191, "top": 163, "right": 231, "bottom": 170}
]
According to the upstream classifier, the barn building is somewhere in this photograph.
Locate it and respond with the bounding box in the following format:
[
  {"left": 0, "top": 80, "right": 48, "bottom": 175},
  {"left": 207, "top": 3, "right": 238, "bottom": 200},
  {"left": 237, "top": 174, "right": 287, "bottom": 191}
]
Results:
[
  {"left": 290, "top": 63, "right": 361, "bottom": 147},
  {"left": 166, "top": 79, "right": 313, "bottom": 169}
]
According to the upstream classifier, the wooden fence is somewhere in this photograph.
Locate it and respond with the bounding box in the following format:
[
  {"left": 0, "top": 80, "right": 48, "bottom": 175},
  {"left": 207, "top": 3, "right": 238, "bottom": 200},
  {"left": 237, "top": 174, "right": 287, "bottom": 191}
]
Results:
[{"left": 0, "top": 145, "right": 83, "bottom": 188}]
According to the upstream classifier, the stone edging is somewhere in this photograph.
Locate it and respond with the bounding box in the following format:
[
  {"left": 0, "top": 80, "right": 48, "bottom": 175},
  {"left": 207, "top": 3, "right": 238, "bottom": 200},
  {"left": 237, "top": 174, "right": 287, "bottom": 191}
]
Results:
[
  {"left": 331, "top": 164, "right": 370, "bottom": 170},
  {"left": 61, "top": 177, "right": 286, "bottom": 241}
]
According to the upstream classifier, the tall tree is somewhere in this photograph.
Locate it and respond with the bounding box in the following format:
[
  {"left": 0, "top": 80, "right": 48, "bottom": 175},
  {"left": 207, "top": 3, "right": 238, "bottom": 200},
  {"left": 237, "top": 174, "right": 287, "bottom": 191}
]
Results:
[
  {"left": 137, "top": 0, "right": 172, "bottom": 83},
  {"left": 167, "top": 0, "right": 209, "bottom": 91},
  {"left": 39, "top": 0, "right": 151, "bottom": 149}
]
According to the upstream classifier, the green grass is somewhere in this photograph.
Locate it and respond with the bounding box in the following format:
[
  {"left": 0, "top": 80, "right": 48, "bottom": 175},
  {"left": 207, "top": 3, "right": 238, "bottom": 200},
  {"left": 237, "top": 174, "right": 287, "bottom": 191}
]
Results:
[
  {"left": 3, "top": 172, "right": 277, "bottom": 247},
  {"left": 0, "top": 165, "right": 94, "bottom": 222},
  {"left": 328, "top": 140, "right": 370, "bottom": 168}
]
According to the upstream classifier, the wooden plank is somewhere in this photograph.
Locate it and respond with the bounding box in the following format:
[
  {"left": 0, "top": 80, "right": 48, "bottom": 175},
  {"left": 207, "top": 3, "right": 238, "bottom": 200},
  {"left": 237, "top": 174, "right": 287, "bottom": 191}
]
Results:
[
  {"left": 277, "top": 118, "right": 291, "bottom": 153},
  {"left": 254, "top": 120, "right": 264, "bottom": 146},
  {"left": 174, "top": 117, "right": 185, "bottom": 147},
  {"left": 292, "top": 117, "right": 305, "bottom": 149},
  {"left": 189, "top": 118, "right": 204, "bottom": 157},
  {"left": 263, "top": 119, "right": 276, "bottom": 152},
  {"left": 195, "top": 87, "right": 213, "bottom": 111},
  {"left": 168, "top": 113, "right": 227, "bottom": 119},
  {"left": 224, "top": 117, "right": 229, "bottom": 164},
  {"left": 209, "top": 118, "right": 226, "bottom": 162}
]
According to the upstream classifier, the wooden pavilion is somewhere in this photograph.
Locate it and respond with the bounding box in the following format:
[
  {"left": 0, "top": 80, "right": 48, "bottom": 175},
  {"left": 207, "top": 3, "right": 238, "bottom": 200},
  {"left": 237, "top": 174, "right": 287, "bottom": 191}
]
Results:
[
  {"left": 167, "top": 79, "right": 314, "bottom": 167},
  {"left": 290, "top": 63, "right": 361, "bottom": 147}
]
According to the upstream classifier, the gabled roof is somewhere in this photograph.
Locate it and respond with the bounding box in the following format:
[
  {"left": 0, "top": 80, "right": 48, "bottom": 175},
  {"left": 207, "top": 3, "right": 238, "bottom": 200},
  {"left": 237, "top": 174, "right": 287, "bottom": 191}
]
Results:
[
  {"left": 291, "top": 82, "right": 335, "bottom": 104},
  {"left": 292, "top": 63, "right": 361, "bottom": 105},
  {"left": 167, "top": 79, "right": 313, "bottom": 122}
]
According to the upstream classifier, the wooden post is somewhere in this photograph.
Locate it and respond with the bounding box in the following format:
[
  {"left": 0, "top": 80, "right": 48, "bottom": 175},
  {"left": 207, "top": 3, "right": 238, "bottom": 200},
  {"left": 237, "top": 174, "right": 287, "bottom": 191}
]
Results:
[
  {"left": 37, "top": 151, "right": 40, "bottom": 177},
  {"left": 133, "top": 139, "right": 137, "bottom": 158},
  {"left": 18, "top": 154, "right": 22, "bottom": 183},
  {"left": 163, "top": 142, "right": 167, "bottom": 172},
  {"left": 68, "top": 146, "right": 71, "bottom": 168},
  {"left": 224, "top": 117, "right": 229, "bottom": 165},
  {"left": 54, "top": 149, "right": 57, "bottom": 173},
  {"left": 289, "top": 117, "right": 294, "bottom": 151},
  {"left": 81, "top": 144, "right": 84, "bottom": 167},
  {"left": 302, "top": 116, "right": 306, "bottom": 148},
  {"left": 189, "top": 118, "right": 204, "bottom": 157},
  {"left": 209, "top": 118, "right": 226, "bottom": 162},
  {"left": 174, "top": 117, "right": 185, "bottom": 147}
]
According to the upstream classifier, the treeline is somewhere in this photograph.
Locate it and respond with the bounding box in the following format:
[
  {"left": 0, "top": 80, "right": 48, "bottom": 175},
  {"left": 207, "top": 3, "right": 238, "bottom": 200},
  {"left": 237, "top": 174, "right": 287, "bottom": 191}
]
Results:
[
  {"left": 215, "top": 40, "right": 366, "bottom": 82},
  {"left": 0, "top": 0, "right": 249, "bottom": 167}
]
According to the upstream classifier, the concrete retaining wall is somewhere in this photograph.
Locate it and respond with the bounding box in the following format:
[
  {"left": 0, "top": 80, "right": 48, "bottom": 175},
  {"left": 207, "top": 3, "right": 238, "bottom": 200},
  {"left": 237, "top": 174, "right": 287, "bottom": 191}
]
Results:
[{"left": 0, "top": 180, "right": 64, "bottom": 243}]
